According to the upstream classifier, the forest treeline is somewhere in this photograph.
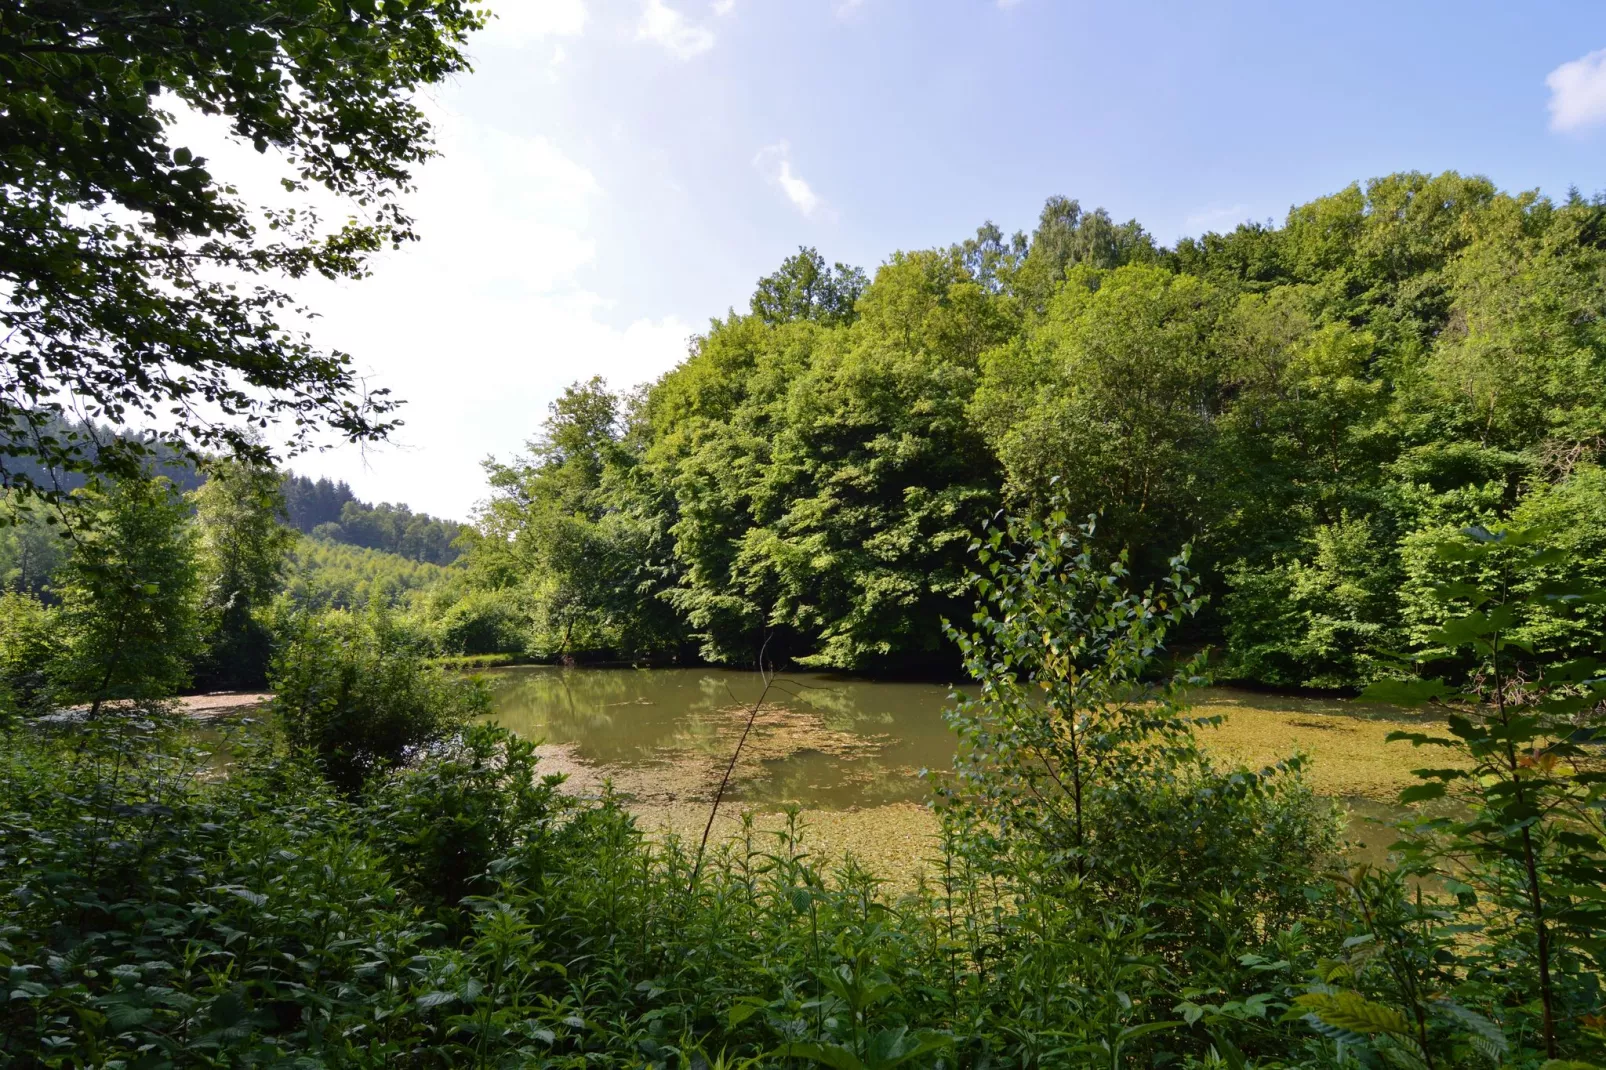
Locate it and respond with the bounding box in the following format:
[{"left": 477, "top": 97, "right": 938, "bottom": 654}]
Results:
[
  {"left": 283, "top": 474, "right": 464, "bottom": 564},
  {"left": 443, "top": 172, "right": 1606, "bottom": 686},
  {"left": 0, "top": 466, "right": 461, "bottom": 689},
  {"left": 0, "top": 425, "right": 462, "bottom": 569}
]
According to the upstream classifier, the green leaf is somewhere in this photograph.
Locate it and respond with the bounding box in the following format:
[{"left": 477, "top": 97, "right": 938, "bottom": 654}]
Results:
[
  {"left": 1207, "top": 1029, "right": 1250, "bottom": 1070},
  {"left": 1385, "top": 730, "right": 1456, "bottom": 747},
  {"left": 1119, "top": 1020, "right": 1184, "bottom": 1042},
  {"left": 774, "top": 1042, "right": 867, "bottom": 1070},
  {"left": 1398, "top": 783, "right": 1446, "bottom": 804},
  {"left": 1430, "top": 606, "right": 1516, "bottom": 646},
  {"left": 1294, "top": 991, "right": 1414, "bottom": 1038},
  {"left": 217, "top": 885, "right": 268, "bottom": 908},
  {"left": 1431, "top": 1001, "right": 1505, "bottom": 1060},
  {"left": 1363, "top": 678, "right": 1450, "bottom": 707},
  {"left": 1434, "top": 541, "right": 1483, "bottom": 562},
  {"left": 1429, "top": 580, "right": 1490, "bottom": 605},
  {"left": 727, "top": 997, "right": 766, "bottom": 1028},
  {"left": 865, "top": 1026, "right": 953, "bottom": 1068}
]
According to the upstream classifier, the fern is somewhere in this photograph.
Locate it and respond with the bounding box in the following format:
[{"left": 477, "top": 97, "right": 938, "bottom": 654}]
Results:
[
  {"left": 1432, "top": 1000, "right": 1506, "bottom": 1064},
  {"left": 1295, "top": 991, "right": 1415, "bottom": 1039}
]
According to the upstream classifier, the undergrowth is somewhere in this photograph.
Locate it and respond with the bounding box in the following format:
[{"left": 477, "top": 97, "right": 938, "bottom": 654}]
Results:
[{"left": 0, "top": 511, "right": 1601, "bottom": 1068}]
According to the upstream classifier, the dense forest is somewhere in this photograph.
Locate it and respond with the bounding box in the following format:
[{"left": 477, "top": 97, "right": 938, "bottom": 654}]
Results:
[
  {"left": 283, "top": 473, "right": 464, "bottom": 564},
  {"left": 0, "top": 416, "right": 206, "bottom": 498},
  {"left": 444, "top": 174, "right": 1606, "bottom": 686},
  {"left": 9, "top": 173, "right": 1603, "bottom": 687},
  {"left": 0, "top": 480, "right": 461, "bottom": 672},
  {"left": 2, "top": 435, "right": 463, "bottom": 572}
]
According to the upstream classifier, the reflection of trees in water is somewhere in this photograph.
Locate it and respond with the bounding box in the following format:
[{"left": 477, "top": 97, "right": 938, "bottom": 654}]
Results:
[
  {"left": 774, "top": 680, "right": 884, "bottom": 730},
  {"left": 483, "top": 667, "right": 959, "bottom": 793},
  {"left": 746, "top": 750, "right": 928, "bottom": 808}
]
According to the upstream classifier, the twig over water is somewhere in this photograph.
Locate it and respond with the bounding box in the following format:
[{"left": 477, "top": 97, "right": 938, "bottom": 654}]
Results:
[{"left": 690, "top": 635, "right": 774, "bottom": 891}]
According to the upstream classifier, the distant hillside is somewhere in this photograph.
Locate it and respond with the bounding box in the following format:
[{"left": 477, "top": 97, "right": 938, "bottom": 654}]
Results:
[
  {"left": 2, "top": 415, "right": 465, "bottom": 567},
  {"left": 0, "top": 415, "right": 205, "bottom": 496},
  {"left": 282, "top": 474, "right": 464, "bottom": 565},
  {"left": 283, "top": 536, "right": 451, "bottom": 611}
]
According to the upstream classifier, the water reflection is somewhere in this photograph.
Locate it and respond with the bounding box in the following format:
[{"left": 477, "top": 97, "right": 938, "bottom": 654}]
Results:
[
  {"left": 484, "top": 667, "right": 1418, "bottom": 846},
  {"left": 484, "top": 666, "right": 955, "bottom": 808}
]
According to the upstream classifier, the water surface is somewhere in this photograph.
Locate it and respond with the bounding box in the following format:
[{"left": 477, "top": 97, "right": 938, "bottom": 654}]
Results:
[
  {"left": 483, "top": 666, "right": 1424, "bottom": 849},
  {"left": 485, "top": 666, "right": 956, "bottom": 808}
]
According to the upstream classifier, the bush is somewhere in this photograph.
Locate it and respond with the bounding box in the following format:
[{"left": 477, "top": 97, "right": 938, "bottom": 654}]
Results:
[
  {"left": 432, "top": 587, "right": 529, "bottom": 656},
  {"left": 0, "top": 591, "right": 60, "bottom": 720},
  {"left": 0, "top": 716, "right": 431, "bottom": 1067},
  {"left": 366, "top": 722, "right": 564, "bottom": 920},
  {"left": 942, "top": 505, "right": 1341, "bottom": 914},
  {"left": 269, "top": 609, "right": 489, "bottom": 791},
  {"left": 1356, "top": 523, "right": 1606, "bottom": 1063}
]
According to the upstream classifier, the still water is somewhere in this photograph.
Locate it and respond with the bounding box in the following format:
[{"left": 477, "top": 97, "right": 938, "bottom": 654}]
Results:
[
  {"left": 484, "top": 665, "right": 957, "bottom": 808},
  {"left": 483, "top": 665, "right": 1414, "bottom": 867}
]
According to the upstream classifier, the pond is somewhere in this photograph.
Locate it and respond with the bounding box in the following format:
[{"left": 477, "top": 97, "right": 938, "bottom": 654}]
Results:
[
  {"left": 484, "top": 665, "right": 956, "bottom": 809},
  {"left": 483, "top": 666, "right": 1434, "bottom": 877},
  {"left": 482, "top": 666, "right": 1432, "bottom": 826}
]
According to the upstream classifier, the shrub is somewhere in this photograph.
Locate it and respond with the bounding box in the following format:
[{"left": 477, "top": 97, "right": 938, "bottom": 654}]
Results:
[
  {"left": 366, "top": 722, "right": 564, "bottom": 920},
  {"left": 269, "top": 609, "right": 489, "bottom": 791},
  {"left": 433, "top": 587, "right": 529, "bottom": 656},
  {"left": 0, "top": 591, "right": 60, "bottom": 720},
  {"left": 1356, "top": 523, "right": 1606, "bottom": 1064},
  {"left": 941, "top": 504, "right": 1342, "bottom": 986}
]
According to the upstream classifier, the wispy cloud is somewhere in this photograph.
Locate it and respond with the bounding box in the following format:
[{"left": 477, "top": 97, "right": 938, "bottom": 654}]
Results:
[
  {"left": 754, "top": 141, "right": 822, "bottom": 218},
  {"left": 711, "top": 0, "right": 735, "bottom": 15},
  {"left": 1184, "top": 203, "right": 1248, "bottom": 232},
  {"left": 834, "top": 0, "right": 866, "bottom": 19},
  {"left": 1547, "top": 48, "right": 1606, "bottom": 133},
  {"left": 637, "top": 0, "right": 716, "bottom": 59}
]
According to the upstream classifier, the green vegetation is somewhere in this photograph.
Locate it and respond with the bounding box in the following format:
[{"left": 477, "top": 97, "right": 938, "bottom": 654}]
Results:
[
  {"left": 47, "top": 477, "right": 201, "bottom": 717},
  {"left": 2, "top": 505, "right": 1601, "bottom": 1067},
  {"left": 193, "top": 460, "right": 298, "bottom": 690},
  {"left": 0, "top": 0, "right": 483, "bottom": 499},
  {"left": 0, "top": 468, "right": 457, "bottom": 696},
  {"left": 283, "top": 536, "right": 451, "bottom": 614},
  {"left": 283, "top": 474, "right": 465, "bottom": 565},
  {"left": 453, "top": 178, "right": 1606, "bottom": 684},
  {"left": 271, "top": 610, "right": 490, "bottom": 793},
  {"left": 2, "top": 7, "right": 1603, "bottom": 1066}
]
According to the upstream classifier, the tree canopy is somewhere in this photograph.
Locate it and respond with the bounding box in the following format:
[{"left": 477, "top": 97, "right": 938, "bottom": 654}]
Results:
[
  {"left": 460, "top": 172, "right": 1606, "bottom": 684},
  {"left": 0, "top": 0, "right": 485, "bottom": 498}
]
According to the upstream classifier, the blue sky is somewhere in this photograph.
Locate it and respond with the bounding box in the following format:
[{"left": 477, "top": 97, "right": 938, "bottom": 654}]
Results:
[{"left": 272, "top": 0, "right": 1606, "bottom": 518}]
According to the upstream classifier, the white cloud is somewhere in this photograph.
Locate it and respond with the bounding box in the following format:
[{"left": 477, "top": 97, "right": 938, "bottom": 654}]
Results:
[
  {"left": 636, "top": 0, "right": 716, "bottom": 59},
  {"left": 711, "top": 0, "right": 735, "bottom": 15},
  {"left": 298, "top": 111, "right": 691, "bottom": 516},
  {"left": 161, "top": 99, "right": 690, "bottom": 519},
  {"left": 487, "top": 0, "right": 587, "bottom": 47},
  {"left": 834, "top": 0, "right": 866, "bottom": 18},
  {"left": 1547, "top": 48, "right": 1606, "bottom": 133},
  {"left": 1184, "top": 203, "right": 1248, "bottom": 232},
  {"left": 754, "top": 141, "right": 822, "bottom": 217}
]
